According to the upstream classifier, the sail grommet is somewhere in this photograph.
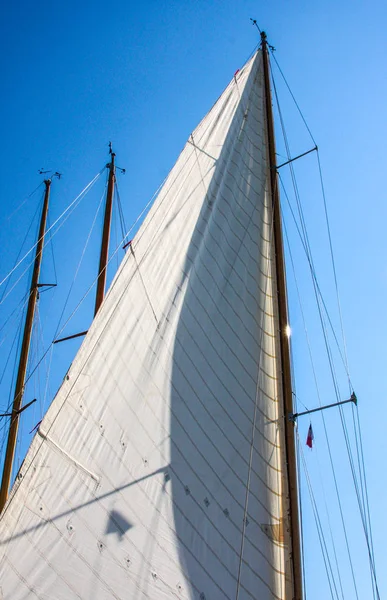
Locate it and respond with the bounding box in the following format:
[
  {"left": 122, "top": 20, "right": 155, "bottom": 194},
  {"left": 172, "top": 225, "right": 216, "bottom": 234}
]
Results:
[
  {"left": 125, "top": 557, "right": 131, "bottom": 568},
  {"left": 66, "top": 521, "right": 74, "bottom": 535},
  {"left": 97, "top": 541, "right": 104, "bottom": 552},
  {"left": 204, "top": 497, "right": 210, "bottom": 507},
  {"left": 223, "top": 508, "right": 229, "bottom": 517},
  {"left": 151, "top": 571, "right": 157, "bottom": 580},
  {"left": 184, "top": 485, "right": 190, "bottom": 495}
]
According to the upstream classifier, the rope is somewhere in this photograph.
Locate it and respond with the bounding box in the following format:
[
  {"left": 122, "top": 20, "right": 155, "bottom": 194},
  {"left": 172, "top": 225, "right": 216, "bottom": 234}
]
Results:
[
  {"left": 53, "top": 181, "right": 107, "bottom": 340},
  {"left": 298, "top": 435, "right": 340, "bottom": 600},
  {"left": 283, "top": 218, "right": 345, "bottom": 598},
  {"left": 0, "top": 171, "right": 103, "bottom": 290},
  {"left": 3, "top": 182, "right": 43, "bottom": 224},
  {"left": 271, "top": 62, "right": 364, "bottom": 598}
]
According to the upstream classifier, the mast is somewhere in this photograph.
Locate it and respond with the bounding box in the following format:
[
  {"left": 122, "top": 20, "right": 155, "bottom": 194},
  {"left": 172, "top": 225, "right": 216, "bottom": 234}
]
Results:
[
  {"left": 0, "top": 179, "right": 51, "bottom": 511},
  {"left": 94, "top": 145, "right": 115, "bottom": 316},
  {"left": 260, "top": 31, "right": 303, "bottom": 599}
]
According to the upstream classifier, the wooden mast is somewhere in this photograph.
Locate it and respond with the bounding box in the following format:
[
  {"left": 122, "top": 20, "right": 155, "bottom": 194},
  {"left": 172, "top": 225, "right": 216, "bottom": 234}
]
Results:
[
  {"left": 260, "top": 31, "right": 303, "bottom": 599},
  {"left": 0, "top": 179, "right": 51, "bottom": 512},
  {"left": 94, "top": 145, "right": 115, "bottom": 316}
]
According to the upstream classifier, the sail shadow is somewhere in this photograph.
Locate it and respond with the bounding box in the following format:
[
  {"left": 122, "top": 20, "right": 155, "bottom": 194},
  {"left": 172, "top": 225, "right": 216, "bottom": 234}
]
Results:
[
  {"left": 0, "top": 466, "right": 168, "bottom": 546},
  {"left": 168, "top": 55, "right": 283, "bottom": 598}
]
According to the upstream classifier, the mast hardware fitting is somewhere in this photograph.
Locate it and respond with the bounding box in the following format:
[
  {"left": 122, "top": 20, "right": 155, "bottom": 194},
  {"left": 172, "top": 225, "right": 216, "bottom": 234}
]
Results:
[
  {"left": 276, "top": 146, "right": 318, "bottom": 170},
  {"left": 53, "top": 330, "right": 88, "bottom": 345},
  {"left": 0, "top": 398, "right": 37, "bottom": 418},
  {"left": 289, "top": 392, "right": 357, "bottom": 421}
]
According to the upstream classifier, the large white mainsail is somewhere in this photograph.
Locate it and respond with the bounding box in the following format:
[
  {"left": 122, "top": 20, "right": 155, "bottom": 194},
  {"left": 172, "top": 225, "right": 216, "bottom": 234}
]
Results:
[{"left": 0, "top": 50, "right": 294, "bottom": 599}]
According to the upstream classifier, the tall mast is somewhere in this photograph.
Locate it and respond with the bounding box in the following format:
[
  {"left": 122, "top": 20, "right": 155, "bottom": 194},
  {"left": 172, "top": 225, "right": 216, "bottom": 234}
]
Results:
[
  {"left": 94, "top": 145, "right": 115, "bottom": 316},
  {"left": 260, "top": 31, "right": 303, "bottom": 599},
  {"left": 0, "top": 179, "right": 51, "bottom": 511}
]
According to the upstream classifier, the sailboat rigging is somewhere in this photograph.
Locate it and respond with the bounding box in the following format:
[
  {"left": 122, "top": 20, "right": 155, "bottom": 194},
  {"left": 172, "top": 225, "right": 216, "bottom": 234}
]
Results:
[
  {"left": 0, "top": 176, "right": 53, "bottom": 512},
  {"left": 0, "top": 30, "right": 378, "bottom": 599}
]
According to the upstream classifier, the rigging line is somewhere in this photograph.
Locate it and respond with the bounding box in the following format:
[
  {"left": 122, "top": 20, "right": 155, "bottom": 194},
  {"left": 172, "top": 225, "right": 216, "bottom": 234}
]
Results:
[
  {"left": 349, "top": 404, "right": 367, "bottom": 532},
  {"left": 316, "top": 151, "right": 350, "bottom": 387},
  {"left": 53, "top": 181, "right": 107, "bottom": 339},
  {"left": 131, "top": 248, "right": 158, "bottom": 323},
  {"left": 283, "top": 218, "right": 346, "bottom": 597},
  {"left": 0, "top": 172, "right": 103, "bottom": 309},
  {"left": 298, "top": 434, "right": 339, "bottom": 600},
  {"left": 18, "top": 188, "right": 163, "bottom": 394},
  {"left": 42, "top": 344, "right": 54, "bottom": 417},
  {"left": 337, "top": 400, "right": 380, "bottom": 599},
  {"left": 314, "top": 442, "right": 345, "bottom": 600},
  {"left": 46, "top": 211, "right": 58, "bottom": 286},
  {"left": 354, "top": 405, "right": 378, "bottom": 594},
  {"left": 0, "top": 301, "right": 27, "bottom": 391},
  {"left": 278, "top": 175, "right": 350, "bottom": 381},
  {"left": 235, "top": 184, "right": 277, "bottom": 600},
  {"left": 313, "top": 255, "right": 379, "bottom": 600},
  {"left": 282, "top": 174, "right": 361, "bottom": 599},
  {"left": 0, "top": 170, "right": 103, "bottom": 290},
  {"left": 114, "top": 180, "right": 127, "bottom": 242},
  {"left": 282, "top": 211, "right": 330, "bottom": 410},
  {"left": 0, "top": 304, "right": 25, "bottom": 442},
  {"left": 289, "top": 348, "right": 308, "bottom": 599},
  {"left": 273, "top": 91, "right": 362, "bottom": 598},
  {"left": 0, "top": 291, "right": 30, "bottom": 348},
  {"left": 131, "top": 65, "right": 253, "bottom": 256},
  {"left": 313, "top": 280, "right": 373, "bottom": 598},
  {"left": 269, "top": 49, "right": 317, "bottom": 147},
  {"left": 3, "top": 181, "right": 43, "bottom": 224},
  {"left": 0, "top": 199, "right": 41, "bottom": 305}
]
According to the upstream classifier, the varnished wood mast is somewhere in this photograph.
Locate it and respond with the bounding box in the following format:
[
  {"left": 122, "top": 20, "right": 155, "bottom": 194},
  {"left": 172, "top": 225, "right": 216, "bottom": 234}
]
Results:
[
  {"left": 94, "top": 149, "right": 116, "bottom": 316},
  {"left": 260, "top": 31, "right": 303, "bottom": 599},
  {"left": 0, "top": 179, "right": 51, "bottom": 512}
]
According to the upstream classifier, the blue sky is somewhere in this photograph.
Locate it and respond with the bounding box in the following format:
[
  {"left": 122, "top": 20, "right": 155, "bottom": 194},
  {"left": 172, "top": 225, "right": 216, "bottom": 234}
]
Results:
[{"left": 0, "top": 1, "right": 386, "bottom": 598}]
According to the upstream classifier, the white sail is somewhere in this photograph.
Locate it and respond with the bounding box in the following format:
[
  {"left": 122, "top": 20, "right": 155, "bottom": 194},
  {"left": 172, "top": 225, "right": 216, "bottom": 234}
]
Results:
[{"left": 0, "top": 51, "right": 293, "bottom": 599}]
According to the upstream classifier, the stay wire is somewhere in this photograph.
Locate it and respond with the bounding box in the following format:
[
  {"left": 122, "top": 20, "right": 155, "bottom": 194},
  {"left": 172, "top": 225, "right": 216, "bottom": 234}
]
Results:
[
  {"left": 271, "top": 71, "right": 361, "bottom": 598},
  {"left": 3, "top": 182, "right": 43, "bottom": 224},
  {"left": 19, "top": 175, "right": 161, "bottom": 395},
  {"left": 0, "top": 170, "right": 103, "bottom": 290},
  {"left": 283, "top": 218, "right": 345, "bottom": 600},
  {"left": 114, "top": 180, "right": 127, "bottom": 242},
  {"left": 46, "top": 211, "right": 58, "bottom": 286},
  {"left": 283, "top": 171, "right": 361, "bottom": 600},
  {"left": 279, "top": 175, "right": 350, "bottom": 379},
  {"left": 281, "top": 140, "right": 379, "bottom": 598},
  {"left": 0, "top": 291, "right": 30, "bottom": 348},
  {"left": 269, "top": 48, "right": 317, "bottom": 148},
  {"left": 269, "top": 45, "right": 353, "bottom": 393},
  {"left": 53, "top": 179, "right": 107, "bottom": 340},
  {"left": 268, "top": 58, "right": 377, "bottom": 584},
  {"left": 0, "top": 199, "right": 42, "bottom": 305},
  {"left": 298, "top": 434, "right": 339, "bottom": 600},
  {"left": 0, "top": 171, "right": 103, "bottom": 309}
]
